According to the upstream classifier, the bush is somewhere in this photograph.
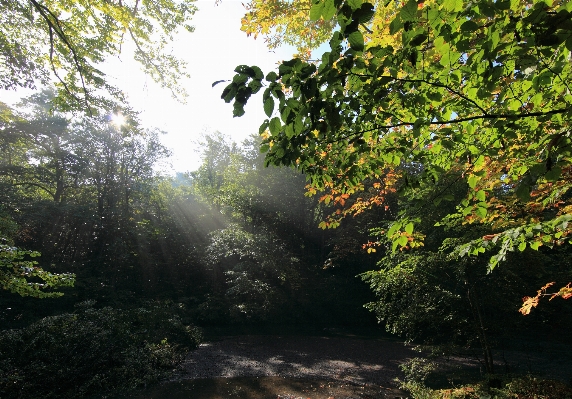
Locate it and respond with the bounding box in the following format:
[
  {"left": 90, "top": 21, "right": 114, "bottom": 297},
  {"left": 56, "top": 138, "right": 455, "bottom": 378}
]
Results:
[
  {"left": 398, "top": 374, "right": 572, "bottom": 399},
  {"left": 0, "top": 301, "right": 202, "bottom": 399}
]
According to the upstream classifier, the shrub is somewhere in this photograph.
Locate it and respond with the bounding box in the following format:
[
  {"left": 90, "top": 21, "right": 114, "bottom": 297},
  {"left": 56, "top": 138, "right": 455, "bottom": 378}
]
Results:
[
  {"left": 398, "top": 374, "right": 572, "bottom": 399},
  {"left": 0, "top": 301, "right": 202, "bottom": 399}
]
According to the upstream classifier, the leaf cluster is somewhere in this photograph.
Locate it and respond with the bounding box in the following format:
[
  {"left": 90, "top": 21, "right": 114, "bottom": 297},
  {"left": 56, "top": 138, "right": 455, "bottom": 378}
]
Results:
[{"left": 222, "top": 0, "right": 572, "bottom": 283}]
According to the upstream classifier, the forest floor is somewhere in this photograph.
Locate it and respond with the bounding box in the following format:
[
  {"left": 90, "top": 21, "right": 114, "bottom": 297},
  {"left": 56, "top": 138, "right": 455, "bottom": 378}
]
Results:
[{"left": 127, "top": 327, "right": 572, "bottom": 399}]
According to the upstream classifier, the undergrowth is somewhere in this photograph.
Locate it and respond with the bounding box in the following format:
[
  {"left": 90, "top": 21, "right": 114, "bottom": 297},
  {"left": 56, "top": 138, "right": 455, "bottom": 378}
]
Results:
[
  {"left": 0, "top": 300, "right": 202, "bottom": 399},
  {"left": 397, "top": 357, "right": 572, "bottom": 399}
]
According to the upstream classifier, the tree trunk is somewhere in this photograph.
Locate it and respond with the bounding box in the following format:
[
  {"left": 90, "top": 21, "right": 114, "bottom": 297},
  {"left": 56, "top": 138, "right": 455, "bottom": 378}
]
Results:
[{"left": 467, "top": 285, "right": 495, "bottom": 374}]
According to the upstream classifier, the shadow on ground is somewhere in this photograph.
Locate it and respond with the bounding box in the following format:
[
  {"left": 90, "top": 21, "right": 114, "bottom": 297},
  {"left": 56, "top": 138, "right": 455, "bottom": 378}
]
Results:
[{"left": 127, "top": 377, "right": 405, "bottom": 399}]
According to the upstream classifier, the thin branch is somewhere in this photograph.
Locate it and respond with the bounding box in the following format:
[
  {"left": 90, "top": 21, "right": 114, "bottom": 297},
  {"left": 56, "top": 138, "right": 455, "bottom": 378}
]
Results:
[
  {"left": 12, "top": 182, "right": 55, "bottom": 198},
  {"left": 28, "top": 0, "right": 92, "bottom": 114},
  {"left": 360, "top": 23, "right": 373, "bottom": 34},
  {"left": 322, "top": 106, "right": 570, "bottom": 145},
  {"left": 350, "top": 72, "right": 490, "bottom": 115},
  {"left": 127, "top": 28, "right": 172, "bottom": 95}
]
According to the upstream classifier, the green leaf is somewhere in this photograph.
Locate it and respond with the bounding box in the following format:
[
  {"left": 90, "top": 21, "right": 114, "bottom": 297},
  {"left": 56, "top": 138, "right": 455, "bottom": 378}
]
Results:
[
  {"left": 389, "top": 17, "right": 404, "bottom": 35},
  {"left": 475, "top": 190, "right": 486, "bottom": 202},
  {"left": 495, "top": 0, "right": 510, "bottom": 10},
  {"left": 405, "top": 222, "right": 414, "bottom": 234},
  {"left": 348, "top": 31, "right": 365, "bottom": 51},
  {"left": 264, "top": 96, "right": 274, "bottom": 117},
  {"left": 566, "top": 36, "right": 572, "bottom": 52},
  {"left": 250, "top": 65, "right": 264, "bottom": 80},
  {"left": 233, "top": 103, "right": 245, "bottom": 117},
  {"left": 409, "top": 33, "right": 428, "bottom": 47},
  {"left": 518, "top": 242, "right": 527, "bottom": 251},
  {"left": 468, "top": 175, "right": 479, "bottom": 188},
  {"left": 354, "top": 3, "right": 375, "bottom": 23},
  {"left": 258, "top": 120, "right": 269, "bottom": 134},
  {"left": 475, "top": 206, "right": 487, "bottom": 218},
  {"left": 400, "top": 0, "right": 418, "bottom": 21},
  {"left": 275, "top": 147, "right": 285, "bottom": 159},
  {"left": 221, "top": 83, "right": 237, "bottom": 103},
  {"left": 387, "top": 222, "right": 401, "bottom": 237},
  {"left": 269, "top": 117, "right": 281, "bottom": 135},
  {"left": 266, "top": 71, "right": 278, "bottom": 82},
  {"left": 330, "top": 31, "right": 343, "bottom": 51},
  {"left": 460, "top": 20, "right": 479, "bottom": 32},
  {"left": 260, "top": 144, "right": 270, "bottom": 153},
  {"left": 347, "top": 0, "right": 363, "bottom": 11},
  {"left": 397, "top": 235, "right": 408, "bottom": 247},
  {"left": 515, "top": 183, "right": 531, "bottom": 202},
  {"left": 545, "top": 166, "right": 562, "bottom": 182},
  {"left": 442, "top": 0, "right": 463, "bottom": 12},
  {"left": 323, "top": 0, "right": 337, "bottom": 19},
  {"left": 427, "top": 91, "right": 442, "bottom": 102},
  {"left": 310, "top": 0, "right": 324, "bottom": 21}
]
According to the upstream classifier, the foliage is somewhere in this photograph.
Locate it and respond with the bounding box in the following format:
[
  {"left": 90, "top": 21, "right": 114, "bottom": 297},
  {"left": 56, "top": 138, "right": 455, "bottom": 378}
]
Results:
[
  {"left": 222, "top": 0, "right": 572, "bottom": 304},
  {"left": 190, "top": 132, "right": 378, "bottom": 327},
  {"left": 0, "top": 242, "right": 74, "bottom": 298},
  {"left": 398, "top": 375, "right": 572, "bottom": 399},
  {"left": 0, "top": 301, "right": 202, "bottom": 399},
  {"left": 239, "top": 0, "right": 338, "bottom": 57},
  {"left": 360, "top": 175, "right": 572, "bottom": 370},
  {"left": 203, "top": 223, "right": 304, "bottom": 323},
  {"left": 396, "top": 357, "right": 439, "bottom": 399},
  {"left": 190, "top": 131, "right": 239, "bottom": 208},
  {"left": 1, "top": 0, "right": 197, "bottom": 111},
  {"left": 238, "top": 0, "right": 414, "bottom": 57},
  {"left": 520, "top": 281, "right": 572, "bottom": 315},
  {"left": 0, "top": 93, "right": 208, "bottom": 303},
  {"left": 361, "top": 251, "right": 471, "bottom": 345}
]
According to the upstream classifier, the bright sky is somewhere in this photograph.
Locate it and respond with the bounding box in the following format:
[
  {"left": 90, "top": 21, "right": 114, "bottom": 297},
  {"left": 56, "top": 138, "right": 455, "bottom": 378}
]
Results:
[{"left": 103, "top": 0, "right": 296, "bottom": 173}]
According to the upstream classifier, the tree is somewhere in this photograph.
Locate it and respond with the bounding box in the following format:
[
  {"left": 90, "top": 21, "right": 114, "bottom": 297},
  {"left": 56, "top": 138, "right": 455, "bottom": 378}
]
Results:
[
  {"left": 221, "top": 0, "right": 572, "bottom": 305},
  {"left": 1, "top": 0, "right": 197, "bottom": 112},
  {"left": 5, "top": 90, "right": 89, "bottom": 203},
  {"left": 191, "top": 131, "right": 239, "bottom": 210},
  {"left": 0, "top": 98, "right": 77, "bottom": 298},
  {"left": 0, "top": 92, "right": 184, "bottom": 299},
  {"left": 360, "top": 173, "right": 572, "bottom": 373}
]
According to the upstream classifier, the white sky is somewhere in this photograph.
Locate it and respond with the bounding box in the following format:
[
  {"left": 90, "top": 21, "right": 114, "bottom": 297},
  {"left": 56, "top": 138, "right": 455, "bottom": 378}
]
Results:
[
  {"left": 104, "top": 0, "right": 296, "bottom": 173},
  {"left": 1, "top": 0, "right": 296, "bottom": 173}
]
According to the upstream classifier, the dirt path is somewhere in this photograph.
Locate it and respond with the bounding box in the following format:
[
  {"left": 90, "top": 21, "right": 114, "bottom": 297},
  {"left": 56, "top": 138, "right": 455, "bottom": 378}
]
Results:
[
  {"left": 128, "top": 335, "right": 417, "bottom": 398},
  {"left": 181, "top": 335, "right": 418, "bottom": 387},
  {"left": 127, "top": 334, "right": 572, "bottom": 399}
]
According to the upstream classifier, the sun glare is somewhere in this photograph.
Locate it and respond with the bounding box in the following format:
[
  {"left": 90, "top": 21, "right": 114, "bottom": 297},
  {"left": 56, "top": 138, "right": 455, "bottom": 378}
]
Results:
[{"left": 111, "top": 113, "right": 126, "bottom": 128}]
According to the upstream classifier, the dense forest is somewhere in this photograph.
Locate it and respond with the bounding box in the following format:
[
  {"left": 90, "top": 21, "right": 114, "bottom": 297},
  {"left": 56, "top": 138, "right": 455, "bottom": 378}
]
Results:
[{"left": 1, "top": 0, "right": 572, "bottom": 398}]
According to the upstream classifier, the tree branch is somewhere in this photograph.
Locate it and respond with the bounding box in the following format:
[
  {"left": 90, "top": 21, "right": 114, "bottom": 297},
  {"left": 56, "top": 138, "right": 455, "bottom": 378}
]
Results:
[{"left": 27, "top": 0, "right": 91, "bottom": 113}]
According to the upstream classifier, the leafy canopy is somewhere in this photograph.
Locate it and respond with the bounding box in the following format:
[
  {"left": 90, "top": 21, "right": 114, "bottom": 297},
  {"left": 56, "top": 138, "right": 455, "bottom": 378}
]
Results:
[
  {"left": 221, "top": 0, "right": 572, "bottom": 299},
  {"left": 1, "top": 0, "right": 197, "bottom": 112},
  {"left": 239, "top": 0, "right": 338, "bottom": 57}
]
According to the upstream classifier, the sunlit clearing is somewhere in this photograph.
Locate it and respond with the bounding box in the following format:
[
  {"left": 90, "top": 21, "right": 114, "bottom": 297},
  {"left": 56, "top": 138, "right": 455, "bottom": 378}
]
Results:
[{"left": 111, "top": 113, "right": 126, "bottom": 128}]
